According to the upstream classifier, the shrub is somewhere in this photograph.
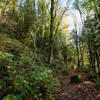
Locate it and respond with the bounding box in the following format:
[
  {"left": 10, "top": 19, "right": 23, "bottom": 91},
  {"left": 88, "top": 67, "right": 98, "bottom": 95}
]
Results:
[
  {"left": 0, "top": 51, "right": 13, "bottom": 64},
  {"left": 0, "top": 51, "right": 14, "bottom": 81},
  {"left": 24, "top": 38, "right": 34, "bottom": 48},
  {"left": 12, "top": 65, "right": 59, "bottom": 100},
  {"left": 0, "top": 35, "right": 31, "bottom": 57},
  {"left": 70, "top": 75, "right": 83, "bottom": 83},
  {"left": 79, "top": 66, "right": 89, "bottom": 72},
  {"left": 2, "top": 94, "right": 22, "bottom": 100},
  {"left": 0, "top": 37, "right": 59, "bottom": 100},
  {"left": 0, "top": 51, "right": 15, "bottom": 99},
  {"left": 52, "top": 61, "right": 71, "bottom": 76},
  {"left": 0, "top": 51, "right": 59, "bottom": 100}
]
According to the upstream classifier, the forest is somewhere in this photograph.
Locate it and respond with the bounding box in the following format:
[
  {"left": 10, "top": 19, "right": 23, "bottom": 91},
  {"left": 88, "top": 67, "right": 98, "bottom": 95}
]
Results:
[{"left": 0, "top": 0, "right": 100, "bottom": 100}]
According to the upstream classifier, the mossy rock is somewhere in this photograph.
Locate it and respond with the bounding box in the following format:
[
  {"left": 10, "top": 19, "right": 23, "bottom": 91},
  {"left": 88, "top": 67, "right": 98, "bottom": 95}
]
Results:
[{"left": 70, "top": 75, "right": 83, "bottom": 83}]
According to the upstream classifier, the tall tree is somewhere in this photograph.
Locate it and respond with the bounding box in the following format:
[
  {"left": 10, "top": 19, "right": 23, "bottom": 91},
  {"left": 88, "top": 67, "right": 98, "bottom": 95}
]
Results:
[{"left": 49, "top": 0, "right": 55, "bottom": 65}]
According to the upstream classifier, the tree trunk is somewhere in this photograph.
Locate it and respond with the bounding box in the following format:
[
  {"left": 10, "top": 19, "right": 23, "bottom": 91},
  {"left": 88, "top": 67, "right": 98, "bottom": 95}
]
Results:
[
  {"left": 41, "top": 9, "right": 44, "bottom": 49},
  {"left": 94, "top": 47, "right": 100, "bottom": 73},
  {"left": 79, "top": 44, "right": 84, "bottom": 67},
  {"left": 76, "top": 40, "right": 80, "bottom": 68},
  {"left": 87, "top": 39, "right": 96, "bottom": 73},
  {"left": 48, "top": 0, "right": 54, "bottom": 65}
]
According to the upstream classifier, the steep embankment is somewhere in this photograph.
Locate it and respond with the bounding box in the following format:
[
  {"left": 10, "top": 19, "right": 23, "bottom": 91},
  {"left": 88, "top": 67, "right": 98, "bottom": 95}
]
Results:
[{"left": 0, "top": 34, "right": 59, "bottom": 100}]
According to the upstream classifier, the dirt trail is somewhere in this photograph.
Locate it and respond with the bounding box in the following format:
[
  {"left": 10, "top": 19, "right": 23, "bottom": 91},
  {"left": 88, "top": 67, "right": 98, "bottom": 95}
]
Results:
[{"left": 55, "top": 70, "right": 99, "bottom": 100}]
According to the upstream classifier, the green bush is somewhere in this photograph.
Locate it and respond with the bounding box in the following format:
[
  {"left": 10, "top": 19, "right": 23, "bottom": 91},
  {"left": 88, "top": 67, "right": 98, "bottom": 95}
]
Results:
[
  {"left": 0, "top": 51, "right": 13, "bottom": 64},
  {"left": 0, "top": 36, "right": 59, "bottom": 100},
  {"left": 0, "top": 51, "right": 14, "bottom": 82},
  {"left": 52, "top": 61, "right": 71, "bottom": 76},
  {"left": 70, "top": 75, "right": 83, "bottom": 83},
  {"left": 2, "top": 94, "right": 22, "bottom": 100},
  {"left": 79, "top": 66, "right": 89, "bottom": 72},
  {"left": 0, "top": 51, "right": 59, "bottom": 100},
  {"left": 12, "top": 65, "right": 59, "bottom": 100},
  {"left": 24, "top": 38, "right": 34, "bottom": 48}
]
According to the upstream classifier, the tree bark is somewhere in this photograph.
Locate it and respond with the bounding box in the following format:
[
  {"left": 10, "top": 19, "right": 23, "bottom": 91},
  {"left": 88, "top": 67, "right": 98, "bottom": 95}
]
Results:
[
  {"left": 76, "top": 40, "right": 80, "bottom": 68},
  {"left": 48, "top": 0, "right": 55, "bottom": 65}
]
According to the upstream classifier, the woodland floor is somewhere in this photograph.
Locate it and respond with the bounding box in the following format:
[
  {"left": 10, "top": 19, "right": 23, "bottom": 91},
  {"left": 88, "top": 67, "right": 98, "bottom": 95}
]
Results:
[{"left": 55, "top": 70, "right": 100, "bottom": 100}]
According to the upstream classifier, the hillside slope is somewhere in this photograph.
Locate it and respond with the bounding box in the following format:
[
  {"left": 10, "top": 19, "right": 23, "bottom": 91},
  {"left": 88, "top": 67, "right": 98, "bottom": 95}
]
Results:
[{"left": 0, "top": 34, "right": 59, "bottom": 100}]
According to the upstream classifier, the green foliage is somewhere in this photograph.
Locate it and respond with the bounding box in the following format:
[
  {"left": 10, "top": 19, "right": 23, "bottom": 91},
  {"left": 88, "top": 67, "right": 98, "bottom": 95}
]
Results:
[
  {"left": 24, "top": 38, "right": 34, "bottom": 47},
  {"left": 29, "top": 66, "right": 59, "bottom": 99},
  {"left": 0, "top": 51, "right": 14, "bottom": 79},
  {"left": 79, "top": 66, "right": 89, "bottom": 72},
  {"left": 2, "top": 94, "right": 22, "bottom": 100},
  {"left": 0, "top": 37, "right": 59, "bottom": 100},
  {"left": 56, "top": 65, "right": 70, "bottom": 75},
  {"left": 2, "top": 0, "right": 100, "bottom": 99},
  {"left": 0, "top": 35, "right": 23, "bottom": 53},
  {"left": 70, "top": 75, "right": 83, "bottom": 83},
  {"left": 11, "top": 63, "right": 59, "bottom": 100},
  {"left": 0, "top": 51, "right": 13, "bottom": 62},
  {"left": 52, "top": 60, "right": 71, "bottom": 76},
  {"left": 95, "top": 78, "right": 100, "bottom": 86}
]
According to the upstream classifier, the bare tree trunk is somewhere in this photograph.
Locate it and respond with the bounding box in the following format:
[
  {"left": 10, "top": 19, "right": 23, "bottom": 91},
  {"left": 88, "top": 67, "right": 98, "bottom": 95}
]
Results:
[
  {"left": 80, "top": 48, "right": 84, "bottom": 67},
  {"left": 50, "top": 44, "right": 54, "bottom": 65},
  {"left": 41, "top": 10, "right": 44, "bottom": 49},
  {"left": 33, "top": 0, "right": 37, "bottom": 52},
  {"left": 49, "top": 0, "right": 54, "bottom": 65},
  {"left": 76, "top": 41, "right": 80, "bottom": 68},
  {"left": 80, "top": 43, "right": 85, "bottom": 67}
]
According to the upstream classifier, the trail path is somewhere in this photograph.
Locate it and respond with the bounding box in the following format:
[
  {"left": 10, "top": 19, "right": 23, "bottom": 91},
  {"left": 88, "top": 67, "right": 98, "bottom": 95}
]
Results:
[{"left": 55, "top": 70, "right": 99, "bottom": 100}]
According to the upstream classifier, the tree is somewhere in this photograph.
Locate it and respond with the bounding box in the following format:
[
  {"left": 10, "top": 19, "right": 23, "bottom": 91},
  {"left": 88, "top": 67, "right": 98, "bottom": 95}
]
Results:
[{"left": 48, "top": 0, "right": 54, "bottom": 65}]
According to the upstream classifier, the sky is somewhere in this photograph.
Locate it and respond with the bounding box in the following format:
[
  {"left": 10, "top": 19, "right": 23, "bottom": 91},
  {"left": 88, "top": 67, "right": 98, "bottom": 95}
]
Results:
[
  {"left": 22, "top": 0, "right": 82, "bottom": 32},
  {"left": 60, "top": 0, "right": 82, "bottom": 32}
]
